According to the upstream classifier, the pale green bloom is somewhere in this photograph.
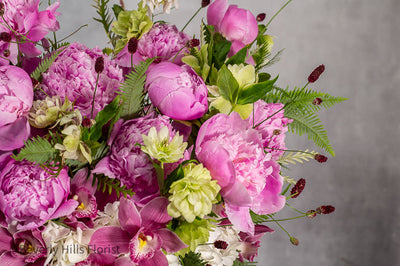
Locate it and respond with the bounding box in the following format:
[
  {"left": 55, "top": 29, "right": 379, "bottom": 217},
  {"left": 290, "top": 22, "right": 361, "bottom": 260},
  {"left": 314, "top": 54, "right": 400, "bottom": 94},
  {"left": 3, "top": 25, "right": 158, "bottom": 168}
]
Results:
[
  {"left": 167, "top": 163, "right": 220, "bottom": 223},
  {"left": 141, "top": 126, "right": 187, "bottom": 163},
  {"left": 227, "top": 64, "right": 256, "bottom": 89},
  {"left": 55, "top": 125, "right": 92, "bottom": 164},
  {"left": 29, "top": 96, "right": 63, "bottom": 128}
]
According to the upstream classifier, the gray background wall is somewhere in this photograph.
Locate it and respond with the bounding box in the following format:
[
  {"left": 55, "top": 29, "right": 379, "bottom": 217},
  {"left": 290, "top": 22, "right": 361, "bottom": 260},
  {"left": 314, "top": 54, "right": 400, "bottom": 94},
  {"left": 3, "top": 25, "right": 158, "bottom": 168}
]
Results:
[{"left": 57, "top": 1, "right": 400, "bottom": 265}]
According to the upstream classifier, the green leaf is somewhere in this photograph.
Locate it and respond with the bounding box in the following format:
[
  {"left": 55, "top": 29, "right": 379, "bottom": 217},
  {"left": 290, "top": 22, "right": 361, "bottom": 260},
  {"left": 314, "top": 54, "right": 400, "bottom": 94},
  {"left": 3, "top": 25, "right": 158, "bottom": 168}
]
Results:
[
  {"left": 94, "top": 175, "right": 134, "bottom": 198},
  {"left": 92, "top": 0, "right": 117, "bottom": 47},
  {"left": 226, "top": 46, "right": 248, "bottom": 65},
  {"left": 112, "top": 4, "right": 124, "bottom": 19},
  {"left": 180, "top": 251, "right": 207, "bottom": 266},
  {"left": 161, "top": 164, "right": 185, "bottom": 195},
  {"left": 236, "top": 76, "right": 278, "bottom": 105},
  {"left": 233, "top": 260, "right": 258, "bottom": 266},
  {"left": 278, "top": 149, "right": 317, "bottom": 165},
  {"left": 31, "top": 46, "right": 68, "bottom": 80},
  {"left": 12, "top": 137, "right": 57, "bottom": 165},
  {"left": 213, "top": 33, "right": 231, "bottom": 69},
  {"left": 119, "top": 58, "right": 154, "bottom": 120},
  {"left": 250, "top": 210, "right": 270, "bottom": 224},
  {"left": 258, "top": 72, "right": 271, "bottom": 82},
  {"left": 217, "top": 65, "right": 239, "bottom": 103}
]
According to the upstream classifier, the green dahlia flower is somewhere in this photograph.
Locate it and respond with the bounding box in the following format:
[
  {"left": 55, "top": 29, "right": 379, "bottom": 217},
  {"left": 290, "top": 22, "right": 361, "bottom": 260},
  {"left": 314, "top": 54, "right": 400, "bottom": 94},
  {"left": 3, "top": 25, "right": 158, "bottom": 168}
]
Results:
[{"left": 167, "top": 163, "right": 220, "bottom": 223}]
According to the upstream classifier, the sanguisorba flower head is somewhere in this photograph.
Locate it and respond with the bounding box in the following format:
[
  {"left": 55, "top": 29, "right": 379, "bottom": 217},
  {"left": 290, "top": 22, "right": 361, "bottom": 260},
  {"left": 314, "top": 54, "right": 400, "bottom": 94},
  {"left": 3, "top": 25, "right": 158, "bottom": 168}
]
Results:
[
  {"left": 141, "top": 126, "right": 187, "bottom": 163},
  {"left": 41, "top": 42, "right": 123, "bottom": 118},
  {"left": 167, "top": 163, "right": 220, "bottom": 223}
]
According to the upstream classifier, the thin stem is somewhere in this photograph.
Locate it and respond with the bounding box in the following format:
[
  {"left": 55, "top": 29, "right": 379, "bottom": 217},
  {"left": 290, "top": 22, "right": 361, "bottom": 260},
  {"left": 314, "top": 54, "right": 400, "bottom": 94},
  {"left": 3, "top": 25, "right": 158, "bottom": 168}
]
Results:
[
  {"left": 91, "top": 73, "right": 101, "bottom": 120},
  {"left": 181, "top": 6, "right": 202, "bottom": 32},
  {"left": 254, "top": 103, "right": 291, "bottom": 129},
  {"left": 285, "top": 203, "right": 306, "bottom": 215},
  {"left": 268, "top": 215, "right": 293, "bottom": 237},
  {"left": 58, "top": 24, "right": 88, "bottom": 43},
  {"left": 267, "top": 212, "right": 316, "bottom": 222},
  {"left": 264, "top": 146, "right": 315, "bottom": 155},
  {"left": 265, "top": 0, "right": 293, "bottom": 29}
]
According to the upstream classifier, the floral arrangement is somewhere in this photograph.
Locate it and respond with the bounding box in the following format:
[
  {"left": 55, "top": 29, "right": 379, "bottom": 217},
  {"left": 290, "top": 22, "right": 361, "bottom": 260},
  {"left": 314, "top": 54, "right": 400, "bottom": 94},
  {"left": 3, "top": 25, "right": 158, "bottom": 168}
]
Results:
[{"left": 0, "top": 0, "right": 346, "bottom": 265}]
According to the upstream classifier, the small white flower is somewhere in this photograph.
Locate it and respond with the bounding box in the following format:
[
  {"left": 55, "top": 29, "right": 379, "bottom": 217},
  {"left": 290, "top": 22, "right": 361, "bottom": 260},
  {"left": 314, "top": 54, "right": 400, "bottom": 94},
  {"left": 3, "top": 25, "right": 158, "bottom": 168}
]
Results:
[
  {"left": 94, "top": 201, "right": 121, "bottom": 228},
  {"left": 142, "top": 0, "right": 179, "bottom": 14},
  {"left": 141, "top": 126, "right": 187, "bottom": 163},
  {"left": 166, "top": 254, "right": 182, "bottom": 266}
]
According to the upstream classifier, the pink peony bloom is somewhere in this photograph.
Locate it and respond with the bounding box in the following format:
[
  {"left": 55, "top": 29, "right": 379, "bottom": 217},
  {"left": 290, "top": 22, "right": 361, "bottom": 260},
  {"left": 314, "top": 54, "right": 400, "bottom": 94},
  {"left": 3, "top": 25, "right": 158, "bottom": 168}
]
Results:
[
  {"left": 145, "top": 62, "right": 208, "bottom": 120},
  {"left": 92, "top": 113, "right": 176, "bottom": 205},
  {"left": 0, "top": 0, "right": 60, "bottom": 65},
  {"left": 41, "top": 42, "right": 123, "bottom": 118},
  {"left": 0, "top": 158, "right": 78, "bottom": 230},
  {"left": 88, "top": 197, "right": 186, "bottom": 265},
  {"left": 207, "top": 0, "right": 258, "bottom": 57},
  {"left": 247, "top": 100, "right": 292, "bottom": 160},
  {"left": 0, "top": 65, "right": 33, "bottom": 151},
  {"left": 196, "top": 112, "right": 285, "bottom": 234}
]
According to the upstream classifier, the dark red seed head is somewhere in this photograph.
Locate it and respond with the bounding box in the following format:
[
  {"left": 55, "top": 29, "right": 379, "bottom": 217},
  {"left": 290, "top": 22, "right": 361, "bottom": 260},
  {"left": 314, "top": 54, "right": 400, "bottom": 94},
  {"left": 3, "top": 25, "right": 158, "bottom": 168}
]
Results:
[
  {"left": 201, "top": 0, "right": 210, "bottom": 8},
  {"left": 306, "top": 210, "right": 317, "bottom": 218},
  {"left": 312, "top": 97, "right": 323, "bottom": 105},
  {"left": 82, "top": 117, "right": 95, "bottom": 128},
  {"left": 31, "top": 77, "right": 39, "bottom": 87},
  {"left": 316, "top": 205, "right": 335, "bottom": 214},
  {"left": 314, "top": 153, "right": 328, "bottom": 163},
  {"left": 0, "top": 3, "right": 4, "bottom": 16},
  {"left": 273, "top": 129, "right": 281, "bottom": 135},
  {"left": 94, "top": 56, "right": 104, "bottom": 74},
  {"left": 187, "top": 38, "right": 200, "bottom": 48},
  {"left": 257, "top": 13, "right": 266, "bottom": 22},
  {"left": 0, "top": 32, "right": 11, "bottom": 43},
  {"left": 214, "top": 240, "right": 228, "bottom": 250},
  {"left": 127, "top": 37, "right": 138, "bottom": 54},
  {"left": 3, "top": 49, "right": 10, "bottom": 57},
  {"left": 308, "top": 64, "right": 325, "bottom": 83},
  {"left": 290, "top": 178, "right": 306, "bottom": 198}
]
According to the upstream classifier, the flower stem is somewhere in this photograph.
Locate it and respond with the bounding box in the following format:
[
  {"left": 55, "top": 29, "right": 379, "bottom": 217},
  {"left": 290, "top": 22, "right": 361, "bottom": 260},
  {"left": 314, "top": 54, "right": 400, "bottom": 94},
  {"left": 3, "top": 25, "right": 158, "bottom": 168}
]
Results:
[
  {"left": 265, "top": 0, "right": 293, "bottom": 29},
  {"left": 91, "top": 73, "right": 100, "bottom": 120},
  {"left": 181, "top": 7, "right": 202, "bottom": 32}
]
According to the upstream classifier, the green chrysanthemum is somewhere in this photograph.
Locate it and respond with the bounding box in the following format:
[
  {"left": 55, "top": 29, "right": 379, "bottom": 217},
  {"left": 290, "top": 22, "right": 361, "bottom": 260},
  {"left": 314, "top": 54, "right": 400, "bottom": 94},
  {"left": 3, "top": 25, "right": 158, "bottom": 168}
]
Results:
[
  {"left": 167, "top": 163, "right": 220, "bottom": 223},
  {"left": 141, "top": 126, "right": 187, "bottom": 163}
]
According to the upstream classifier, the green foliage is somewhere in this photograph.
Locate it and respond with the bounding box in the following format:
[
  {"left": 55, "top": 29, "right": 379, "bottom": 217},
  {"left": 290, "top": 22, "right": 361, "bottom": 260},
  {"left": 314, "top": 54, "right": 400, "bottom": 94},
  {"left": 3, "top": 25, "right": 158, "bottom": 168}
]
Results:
[
  {"left": 233, "top": 260, "right": 258, "bottom": 266},
  {"left": 236, "top": 76, "right": 278, "bottom": 105},
  {"left": 250, "top": 210, "right": 270, "bottom": 225},
  {"left": 31, "top": 46, "right": 68, "bottom": 80},
  {"left": 161, "top": 163, "right": 184, "bottom": 195},
  {"left": 278, "top": 150, "right": 317, "bottom": 165},
  {"left": 180, "top": 251, "right": 207, "bottom": 266},
  {"left": 213, "top": 34, "right": 231, "bottom": 69},
  {"left": 118, "top": 58, "right": 154, "bottom": 120},
  {"left": 217, "top": 65, "right": 239, "bottom": 103},
  {"left": 95, "top": 175, "right": 134, "bottom": 198},
  {"left": 226, "top": 45, "right": 248, "bottom": 66},
  {"left": 12, "top": 137, "right": 57, "bottom": 165},
  {"left": 92, "top": 0, "right": 117, "bottom": 47}
]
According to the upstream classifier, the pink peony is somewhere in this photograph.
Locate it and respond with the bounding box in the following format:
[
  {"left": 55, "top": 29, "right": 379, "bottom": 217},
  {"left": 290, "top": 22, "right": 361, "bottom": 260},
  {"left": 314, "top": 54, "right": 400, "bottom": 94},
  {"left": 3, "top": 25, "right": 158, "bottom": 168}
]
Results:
[
  {"left": 92, "top": 113, "right": 176, "bottom": 205},
  {"left": 0, "top": 0, "right": 60, "bottom": 65},
  {"left": 41, "top": 42, "right": 123, "bottom": 118},
  {"left": 145, "top": 62, "right": 208, "bottom": 120},
  {"left": 207, "top": 0, "right": 258, "bottom": 57},
  {"left": 196, "top": 112, "right": 285, "bottom": 234},
  {"left": 247, "top": 100, "right": 292, "bottom": 160},
  {"left": 0, "top": 158, "right": 78, "bottom": 230},
  {"left": 0, "top": 65, "right": 33, "bottom": 151}
]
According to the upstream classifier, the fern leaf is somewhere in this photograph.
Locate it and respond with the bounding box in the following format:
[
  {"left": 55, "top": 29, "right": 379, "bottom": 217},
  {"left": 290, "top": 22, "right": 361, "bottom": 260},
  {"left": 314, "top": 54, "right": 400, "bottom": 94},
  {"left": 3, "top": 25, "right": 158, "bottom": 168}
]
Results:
[
  {"left": 286, "top": 111, "right": 335, "bottom": 156},
  {"left": 31, "top": 46, "right": 68, "bottom": 80},
  {"left": 278, "top": 149, "right": 317, "bottom": 165},
  {"left": 119, "top": 58, "right": 154, "bottom": 119},
  {"left": 92, "top": 0, "right": 116, "bottom": 46},
  {"left": 12, "top": 137, "right": 57, "bottom": 164},
  {"left": 180, "top": 251, "right": 207, "bottom": 266},
  {"left": 95, "top": 175, "right": 134, "bottom": 198}
]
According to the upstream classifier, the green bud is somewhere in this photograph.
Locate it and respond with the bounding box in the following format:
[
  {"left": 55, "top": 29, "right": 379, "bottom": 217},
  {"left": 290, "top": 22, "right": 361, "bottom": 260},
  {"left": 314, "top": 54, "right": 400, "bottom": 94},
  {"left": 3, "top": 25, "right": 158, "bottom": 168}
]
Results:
[{"left": 29, "top": 96, "right": 62, "bottom": 128}]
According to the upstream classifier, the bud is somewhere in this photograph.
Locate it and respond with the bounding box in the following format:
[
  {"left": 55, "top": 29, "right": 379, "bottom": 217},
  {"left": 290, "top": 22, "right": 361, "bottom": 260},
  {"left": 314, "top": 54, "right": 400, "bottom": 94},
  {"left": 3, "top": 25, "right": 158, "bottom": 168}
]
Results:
[
  {"left": 82, "top": 117, "right": 96, "bottom": 128},
  {"left": 3, "top": 49, "right": 10, "bottom": 57},
  {"left": 0, "top": 3, "right": 4, "bottom": 16},
  {"left": 31, "top": 77, "right": 39, "bottom": 87},
  {"left": 308, "top": 64, "right": 325, "bottom": 83},
  {"left": 273, "top": 129, "right": 281, "bottom": 135},
  {"left": 94, "top": 56, "right": 104, "bottom": 74},
  {"left": 290, "top": 178, "right": 306, "bottom": 198},
  {"left": 214, "top": 240, "right": 228, "bottom": 250},
  {"left": 316, "top": 205, "right": 335, "bottom": 214},
  {"left": 127, "top": 37, "right": 138, "bottom": 54},
  {"left": 306, "top": 210, "right": 317, "bottom": 218},
  {"left": 186, "top": 38, "right": 200, "bottom": 48},
  {"left": 312, "top": 97, "right": 323, "bottom": 105},
  {"left": 0, "top": 32, "right": 11, "bottom": 43},
  {"left": 314, "top": 153, "right": 328, "bottom": 163},
  {"left": 201, "top": 0, "right": 210, "bottom": 8},
  {"left": 257, "top": 13, "right": 266, "bottom": 22},
  {"left": 41, "top": 38, "right": 51, "bottom": 52},
  {"left": 290, "top": 237, "right": 299, "bottom": 246}
]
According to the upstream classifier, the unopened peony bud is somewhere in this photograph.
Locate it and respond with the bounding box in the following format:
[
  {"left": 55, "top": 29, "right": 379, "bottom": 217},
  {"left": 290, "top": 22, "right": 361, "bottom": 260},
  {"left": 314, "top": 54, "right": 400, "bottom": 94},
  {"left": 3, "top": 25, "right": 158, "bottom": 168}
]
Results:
[
  {"left": 306, "top": 210, "right": 317, "bottom": 218},
  {"left": 257, "top": 13, "right": 266, "bottom": 22},
  {"left": 127, "top": 37, "right": 138, "bottom": 54},
  {"left": 290, "top": 237, "right": 299, "bottom": 246},
  {"left": 202, "top": 0, "right": 210, "bottom": 8},
  {"left": 3, "top": 49, "right": 10, "bottom": 57},
  {"left": 313, "top": 97, "right": 323, "bottom": 105},
  {"left": 316, "top": 205, "right": 335, "bottom": 214},
  {"left": 94, "top": 56, "right": 104, "bottom": 73},
  {"left": 290, "top": 178, "right": 306, "bottom": 198},
  {"left": 308, "top": 64, "right": 325, "bottom": 83},
  {"left": 214, "top": 240, "right": 229, "bottom": 250},
  {"left": 314, "top": 153, "right": 328, "bottom": 163},
  {"left": 0, "top": 32, "right": 11, "bottom": 42}
]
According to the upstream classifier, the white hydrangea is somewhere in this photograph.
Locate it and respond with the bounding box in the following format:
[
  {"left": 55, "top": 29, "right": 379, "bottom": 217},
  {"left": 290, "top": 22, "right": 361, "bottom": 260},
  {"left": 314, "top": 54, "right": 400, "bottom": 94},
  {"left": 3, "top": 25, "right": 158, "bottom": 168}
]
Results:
[
  {"left": 195, "top": 226, "right": 242, "bottom": 266},
  {"left": 142, "top": 0, "right": 179, "bottom": 14},
  {"left": 94, "top": 201, "right": 121, "bottom": 228}
]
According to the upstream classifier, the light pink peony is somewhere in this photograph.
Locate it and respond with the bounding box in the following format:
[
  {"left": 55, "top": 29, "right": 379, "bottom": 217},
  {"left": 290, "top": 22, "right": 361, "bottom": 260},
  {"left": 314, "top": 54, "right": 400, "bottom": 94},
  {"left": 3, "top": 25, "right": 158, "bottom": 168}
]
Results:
[
  {"left": 207, "top": 0, "right": 258, "bottom": 57},
  {"left": 41, "top": 42, "right": 123, "bottom": 117},
  {"left": 92, "top": 113, "right": 176, "bottom": 205},
  {"left": 0, "top": 65, "right": 33, "bottom": 151},
  {"left": 0, "top": 0, "right": 60, "bottom": 65},
  {"left": 145, "top": 62, "right": 208, "bottom": 120},
  {"left": 0, "top": 158, "right": 78, "bottom": 230},
  {"left": 196, "top": 112, "right": 285, "bottom": 234},
  {"left": 247, "top": 100, "right": 292, "bottom": 160}
]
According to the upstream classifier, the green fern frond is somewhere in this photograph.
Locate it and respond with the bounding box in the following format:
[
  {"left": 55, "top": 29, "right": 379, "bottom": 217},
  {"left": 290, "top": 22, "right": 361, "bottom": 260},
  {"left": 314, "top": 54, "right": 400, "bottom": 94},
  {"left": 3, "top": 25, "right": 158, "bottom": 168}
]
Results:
[
  {"left": 180, "top": 251, "right": 208, "bottom": 266},
  {"left": 286, "top": 111, "right": 335, "bottom": 156},
  {"left": 118, "top": 58, "right": 154, "bottom": 119},
  {"left": 95, "top": 175, "right": 134, "bottom": 198},
  {"left": 92, "top": 0, "right": 116, "bottom": 47},
  {"left": 278, "top": 149, "right": 317, "bottom": 165},
  {"left": 261, "top": 48, "right": 284, "bottom": 69},
  {"left": 12, "top": 137, "right": 58, "bottom": 165},
  {"left": 31, "top": 46, "right": 68, "bottom": 80}
]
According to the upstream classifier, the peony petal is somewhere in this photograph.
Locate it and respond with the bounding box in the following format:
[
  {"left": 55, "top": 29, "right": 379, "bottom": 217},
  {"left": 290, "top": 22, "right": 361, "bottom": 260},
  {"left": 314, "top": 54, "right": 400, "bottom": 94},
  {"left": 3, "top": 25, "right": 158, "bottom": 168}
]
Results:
[
  {"left": 0, "top": 117, "right": 30, "bottom": 151},
  {"left": 207, "top": 0, "right": 229, "bottom": 31}
]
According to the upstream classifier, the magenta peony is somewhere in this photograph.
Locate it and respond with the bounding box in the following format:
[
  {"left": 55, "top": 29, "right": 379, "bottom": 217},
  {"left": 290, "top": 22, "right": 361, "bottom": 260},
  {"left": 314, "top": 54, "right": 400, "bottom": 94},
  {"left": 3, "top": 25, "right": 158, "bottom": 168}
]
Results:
[
  {"left": 207, "top": 0, "right": 258, "bottom": 56},
  {"left": 0, "top": 65, "right": 33, "bottom": 151},
  {"left": 0, "top": 158, "right": 78, "bottom": 230},
  {"left": 41, "top": 42, "right": 123, "bottom": 117},
  {"left": 0, "top": 0, "right": 60, "bottom": 65},
  {"left": 247, "top": 100, "right": 292, "bottom": 160},
  {"left": 196, "top": 112, "right": 285, "bottom": 234},
  {"left": 145, "top": 62, "right": 208, "bottom": 120}
]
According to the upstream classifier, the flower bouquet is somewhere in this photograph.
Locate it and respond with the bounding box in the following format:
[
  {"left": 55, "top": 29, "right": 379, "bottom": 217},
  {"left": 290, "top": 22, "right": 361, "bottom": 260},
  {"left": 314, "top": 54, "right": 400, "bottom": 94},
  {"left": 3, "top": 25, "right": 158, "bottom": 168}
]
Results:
[{"left": 0, "top": 0, "right": 346, "bottom": 265}]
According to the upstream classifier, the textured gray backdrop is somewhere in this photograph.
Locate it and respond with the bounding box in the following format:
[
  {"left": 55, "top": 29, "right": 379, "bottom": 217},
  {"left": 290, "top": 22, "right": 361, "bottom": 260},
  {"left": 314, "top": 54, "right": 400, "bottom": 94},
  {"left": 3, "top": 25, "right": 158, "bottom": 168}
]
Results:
[{"left": 57, "top": 1, "right": 400, "bottom": 265}]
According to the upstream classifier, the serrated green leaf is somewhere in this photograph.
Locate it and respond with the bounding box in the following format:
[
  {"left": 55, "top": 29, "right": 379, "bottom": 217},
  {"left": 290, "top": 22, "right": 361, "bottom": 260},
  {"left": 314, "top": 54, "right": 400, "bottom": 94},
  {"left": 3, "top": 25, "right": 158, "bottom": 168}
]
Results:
[
  {"left": 180, "top": 251, "right": 207, "bottom": 266},
  {"left": 278, "top": 149, "right": 317, "bottom": 165},
  {"left": 31, "top": 46, "right": 68, "bottom": 80},
  {"left": 236, "top": 76, "right": 278, "bottom": 105},
  {"left": 217, "top": 65, "right": 239, "bottom": 103},
  {"left": 12, "top": 137, "right": 57, "bottom": 165}
]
